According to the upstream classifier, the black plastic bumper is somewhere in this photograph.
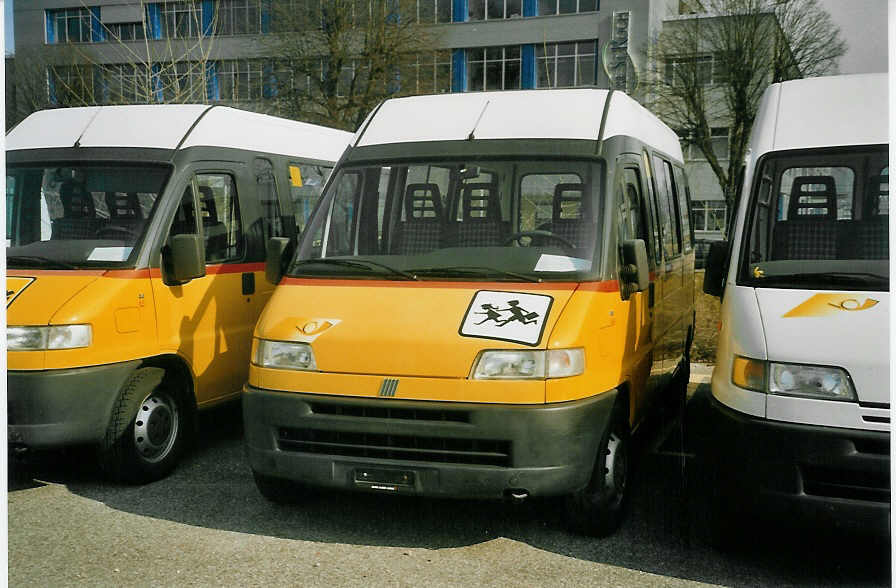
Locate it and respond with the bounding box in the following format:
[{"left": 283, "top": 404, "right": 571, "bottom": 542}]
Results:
[
  {"left": 698, "top": 385, "right": 890, "bottom": 533},
  {"left": 8, "top": 360, "right": 141, "bottom": 448},
  {"left": 243, "top": 385, "right": 617, "bottom": 499}
]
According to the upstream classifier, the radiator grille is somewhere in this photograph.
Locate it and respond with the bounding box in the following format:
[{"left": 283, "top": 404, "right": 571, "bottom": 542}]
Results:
[{"left": 278, "top": 427, "right": 511, "bottom": 467}]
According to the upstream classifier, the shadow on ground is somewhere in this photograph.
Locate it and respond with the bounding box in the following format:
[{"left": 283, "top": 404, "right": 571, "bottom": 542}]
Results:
[{"left": 9, "top": 389, "right": 889, "bottom": 587}]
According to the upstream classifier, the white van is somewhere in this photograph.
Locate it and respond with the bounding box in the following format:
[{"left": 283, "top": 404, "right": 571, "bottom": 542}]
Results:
[{"left": 701, "top": 73, "right": 889, "bottom": 534}]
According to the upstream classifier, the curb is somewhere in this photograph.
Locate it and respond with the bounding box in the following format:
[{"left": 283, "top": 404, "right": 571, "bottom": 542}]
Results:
[{"left": 689, "top": 363, "right": 713, "bottom": 384}]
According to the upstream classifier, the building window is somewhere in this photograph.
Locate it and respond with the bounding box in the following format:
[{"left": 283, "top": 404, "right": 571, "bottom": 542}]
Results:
[
  {"left": 217, "top": 0, "right": 265, "bottom": 35},
  {"left": 104, "top": 22, "right": 146, "bottom": 42},
  {"left": 467, "top": 46, "right": 521, "bottom": 91},
  {"left": 679, "top": 127, "right": 729, "bottom": 161},
  {"left": 467, "top": 0, "right": 522, "bottom": 20},
  {"left": 158, "top": 1, "right": 204, "bottom": 38},
  {"left": 537, "top": 0, "right": 598, "bottom": 16},
  {"left": 157, "top": 61, "right": 210, "bottom": 102},
  {"left": 664, "top": 54, "right": 726, "bottom": 86},
  {"left": 49, "top": 65, "right": 98, "bottom": 104},
  {"left": 416, "top": 0, "right": 453, "bottom": 23},
  {"left": 692, "top": 200, "right": 727, "bottom": 232},
  {"left": 105, "top": 64, "right": 152, "bottom": 103},
  {"left": 408, "top": 51, "right": 452, "bottom": 94},
  {"left": 536, "top": 40, "right": 596, "bottom": 87},
  {"left": 47, "top": 8, "right": 93, "bottom": 44},
  {"left": 218, "top": 60, "right": 266, "bottom": 101}
]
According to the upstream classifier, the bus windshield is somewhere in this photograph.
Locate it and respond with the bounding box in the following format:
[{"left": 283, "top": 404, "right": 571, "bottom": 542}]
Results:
[
  {"left": 6, "top": 164, "right": 170, "bottom": 269},
  {"left": 291, "top": 158, "right": 603, "bottom": 282},
  {"left": 740, "top": 147, "right": 888, "bottom": 290}
]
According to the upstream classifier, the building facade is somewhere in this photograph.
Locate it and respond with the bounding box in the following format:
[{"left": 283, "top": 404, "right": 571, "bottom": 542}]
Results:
[{"left": 13, "top": 0, "right": 728, "bottom": 245}]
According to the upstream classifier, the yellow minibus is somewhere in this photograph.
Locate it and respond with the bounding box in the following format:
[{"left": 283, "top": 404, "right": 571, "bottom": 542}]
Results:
[
  {"left": 244, "top": 89, "right": 695, "bottom": 535},
  {"left": 7, "top": 105, "right": 351, "bottom": 482}
]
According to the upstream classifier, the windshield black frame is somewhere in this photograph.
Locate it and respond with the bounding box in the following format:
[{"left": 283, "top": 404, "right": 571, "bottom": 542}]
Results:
[
  {"left": 6, "top": 161, "right": 173, "bottom": 269},
  {"left": 289, "top": 155, "right": 606, "bottom": 282},
  {"left": 737, "top": 145, "right": 888, "bottom": 291}
]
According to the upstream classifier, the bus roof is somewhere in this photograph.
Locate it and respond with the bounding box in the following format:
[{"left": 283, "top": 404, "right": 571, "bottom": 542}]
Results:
[
  {"left": 355, "top": 89, "right": 683, "bottom": 161},
  {"left": 6, "top": 105, "right": 353, "bottom": 162},
  {"left": 751, "top": 73, "right": 888, "bottom": 156}
]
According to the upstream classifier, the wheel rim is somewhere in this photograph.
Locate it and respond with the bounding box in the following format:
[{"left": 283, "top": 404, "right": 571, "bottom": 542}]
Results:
[
  {"left": 602, "top": 430, "right": 627, "bottom": 506},
  {"left": 133, "top": 390, "right": 179, "bottom": 464}
]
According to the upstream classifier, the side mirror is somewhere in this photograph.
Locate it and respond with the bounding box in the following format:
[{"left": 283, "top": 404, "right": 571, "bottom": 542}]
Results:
[
  {"left": 162, "top": 234, "right": 205, "bottom": 285},
  {"left": 619, "top": 239, "right": 650, "bottom": 300},
  {"left": 703, "top": 240, "right": 730, "bottom": 297},
  {"left": 265, "top": 237, "right": 292, "bottom": 285}
]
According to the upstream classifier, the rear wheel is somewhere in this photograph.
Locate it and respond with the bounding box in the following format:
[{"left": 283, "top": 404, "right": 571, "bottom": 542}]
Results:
[
  {"left": 99, "top": 368, "right": 188, "bottom": 484},
  {"left": 564, "top": 406, "right": 630, "bottom": 537}
]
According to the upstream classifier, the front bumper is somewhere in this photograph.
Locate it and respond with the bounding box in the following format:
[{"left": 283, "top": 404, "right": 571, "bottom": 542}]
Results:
[
  {"left": 243, "top": 385, "right": 617, "bottom": 499},
  {"left": 8, "top": 360, "right": 141, "bottom": 448},
  {"left": 699, "top": 385, "right": 890, "bottom": 533}
]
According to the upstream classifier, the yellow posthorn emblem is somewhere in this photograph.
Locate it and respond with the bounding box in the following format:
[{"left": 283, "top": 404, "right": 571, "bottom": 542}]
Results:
[
  {"left": 752, "top": 266, "right": 765, "bottom": 278},
  {"left": 783, "top": 294, "right": 879, "bottom": 317},
  {"left": 6, "top": 277, "right": 36, "bottom": 307}
]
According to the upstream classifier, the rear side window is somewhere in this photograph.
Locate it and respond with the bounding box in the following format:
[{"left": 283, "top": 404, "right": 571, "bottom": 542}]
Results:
[
  {"left": 651, "top": 155, "right": 678, "bottom": 259},
  {"left": 289, "top": 163, "right": 332, "bottom": 234},
  {"left": 669, "top": 163, "right": 692, "bottom": 251}
]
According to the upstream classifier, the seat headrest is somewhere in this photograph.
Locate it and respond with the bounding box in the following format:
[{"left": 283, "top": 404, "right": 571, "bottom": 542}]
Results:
[
  {"left": 864, "top": 174, "right": 889, "bottom": 217},
  {"left": 553, "top": 183, "right": 588, "bottom": 221},
  {"left": 59, "top": 182, "right": 94, "bottom": 218},
  {"left": 404, "top": 183, "right": 443, "bottom": 220},
  {"left": 788, "top": 175, "right": 837, "bottom": 220},
  {"left": 198, "top": 186, "right": 218, "bottom": 223},
  {"left": 105, "top": 192, "right": 143, "bottom": 220},
  {"left": 460, "top": 182, "right": 501, "bottom": 221}
]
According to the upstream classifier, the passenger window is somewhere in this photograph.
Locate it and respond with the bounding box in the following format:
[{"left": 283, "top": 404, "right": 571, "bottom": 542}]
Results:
[
  {"left": 669, "top": 163, "right": 691, "bottom": 251},
  {"left": 519, "top": 173, "right": 582, "bottom": 232},
  {"left": 6, "top": 175, "right": 15, "bottom": 240},
  {"left": 169, "top": 186, "right": 199, "bottom": 238},
  {"left": 196, "top": 173, "right": 244, "bottom": 263},
  {"left": 618, "top": 167, "right": 647, "bottom": 243},
  {"left": 255, "top": 158, "right": 287, "bottom": 241},
  {"left": 651, "top": 155, "right": 677, "bottom": 259},
  {"left": 289, "top": 163, "right": 331, "bottom": 234},
  {"left": 318, "top": 172, "right": 360, "bottom": 256}
]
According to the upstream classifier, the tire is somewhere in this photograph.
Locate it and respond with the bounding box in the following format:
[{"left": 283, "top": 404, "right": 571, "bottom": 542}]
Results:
[
  {"left": 252, "top": 470, "right": 311, "bottom": 504},
  {"left": 98, "top": 368, "right": 188, "bottom": 484},
  {"left": 564, "top": 406, "right": 631, "bottom": 537}
]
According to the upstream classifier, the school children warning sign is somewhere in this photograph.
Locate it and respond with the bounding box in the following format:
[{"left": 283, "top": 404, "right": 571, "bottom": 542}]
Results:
[{"left": 459, "top": 290, "right": 553, "bottom": 346}]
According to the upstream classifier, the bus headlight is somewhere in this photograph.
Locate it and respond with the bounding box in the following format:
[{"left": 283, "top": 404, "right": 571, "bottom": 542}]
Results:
[
  {"left": 472, "top": 348, "right": 584, "bottom": 380},
  {"left": 731, "top": 356, "right": 856, "bottom": 401},
  {"left": 254, "top": 339, "right": 317, "bottom": 371},
  {"left": 7, "top": 325, "right": 92, "bottom": 350},
  {"left": 769, "top": 362, "right": 856, "bottom": 401}
]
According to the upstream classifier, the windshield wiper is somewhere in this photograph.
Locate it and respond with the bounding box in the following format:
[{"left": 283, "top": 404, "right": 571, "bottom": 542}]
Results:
[
  {"left": 756, "top": 271, "right": 888, "bottom": 286},
  {"left": 409, "top": 266, "right": 541, "bottom": 283},
  {"left": 7, "top": 255, "right": 78, "bottom": 270},
  {"left": 292, "top": 258, "right": 418, "bottom": 280}
]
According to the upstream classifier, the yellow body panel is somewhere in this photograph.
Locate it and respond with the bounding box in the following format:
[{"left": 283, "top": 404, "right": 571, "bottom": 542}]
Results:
[
  {"left": 250, "top": 278, "right": 669, "bottom": 419},
  {"left": 7, "top": 265, "right": 270, "bottom": 407}
]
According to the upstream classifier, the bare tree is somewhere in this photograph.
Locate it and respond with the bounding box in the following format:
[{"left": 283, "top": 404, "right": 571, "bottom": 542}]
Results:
[
  {"left": 649, "top": 0, "right": 846, "bottom": 209},
  {"left": 269, "top": 0, "right": 437, "bottom": 131},
  {"left": 7, "top": 0, "right": 217, "bottom": 128}
]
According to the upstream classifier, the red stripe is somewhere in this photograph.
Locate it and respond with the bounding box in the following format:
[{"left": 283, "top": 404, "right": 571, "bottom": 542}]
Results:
[
  {"left": 279, "top": 277, "right": 619, "bottom": 291},
  {"left": 7, "top": 269, "right": 106, "bottom": 276},
  {"left": 204, "top": 262, "right": 265, "bottom": 275},
  {"left": 9, "top": 262, "right": 265, "bottom": 280}
]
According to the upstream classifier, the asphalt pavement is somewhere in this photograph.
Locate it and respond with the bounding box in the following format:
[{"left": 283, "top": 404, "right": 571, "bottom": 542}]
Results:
[{"left": 8, "top": 371, "right": 891, "bottom": 587}]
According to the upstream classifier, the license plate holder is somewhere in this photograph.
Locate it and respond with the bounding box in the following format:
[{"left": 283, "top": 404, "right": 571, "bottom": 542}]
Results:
[{"left": 354, "top": 468, "right": 416, "bottom": 491}]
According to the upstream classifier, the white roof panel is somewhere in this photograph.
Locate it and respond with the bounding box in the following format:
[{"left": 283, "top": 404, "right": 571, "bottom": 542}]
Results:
[
  {"left": 357, "top": 89, "right": 610, "bottom": 146},
  {"left": 7, "top": 105, "right": 353, "bottom": 162},
  {"left": 357, "top": 89, "right": 683, "bottom": 161},
  {"left": 770, "top": 73, "right": 888, "bottom": 152},
  {"left": 181, "top": 106, "right": 352, "bottom": 161}
]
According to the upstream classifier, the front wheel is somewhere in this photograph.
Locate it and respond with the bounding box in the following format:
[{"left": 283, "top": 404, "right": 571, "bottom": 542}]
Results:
[
  {"left": 99, "top": 368, "right": 188, "bottom": 484},
  {"left": 564, "top": 406, "right": 630, "bottom": 536}
]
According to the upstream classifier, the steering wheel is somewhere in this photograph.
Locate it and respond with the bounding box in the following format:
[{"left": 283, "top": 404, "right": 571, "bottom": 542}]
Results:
[
  {"left": 503, "top": 230, "right": 575, "bottom": 249},
  {"left": 95, "top": 226, "right": 138, "bottom": 240}
]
